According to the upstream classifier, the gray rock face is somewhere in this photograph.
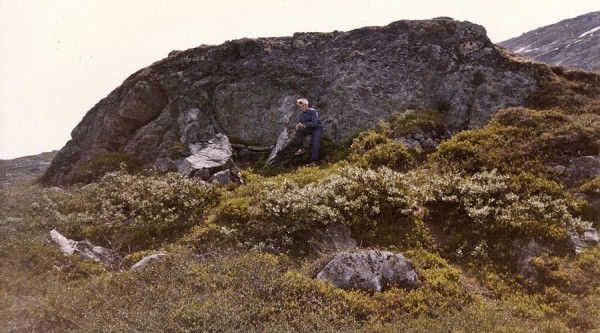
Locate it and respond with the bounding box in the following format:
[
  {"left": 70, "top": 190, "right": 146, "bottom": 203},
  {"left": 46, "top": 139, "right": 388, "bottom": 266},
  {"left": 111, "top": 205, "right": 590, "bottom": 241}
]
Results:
[
  {"left": 316, "top": 250, "right": 419, "bottom": 292},
  {"left": 500, "top": 11, "right": 600, "bottom": 73},
  {"left": 44, "top": 18, "right": 546, "bottom": 185}
]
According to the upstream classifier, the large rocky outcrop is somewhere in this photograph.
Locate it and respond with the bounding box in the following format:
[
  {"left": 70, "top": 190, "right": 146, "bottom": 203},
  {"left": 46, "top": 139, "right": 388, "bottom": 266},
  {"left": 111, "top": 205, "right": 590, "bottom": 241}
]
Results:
[{"left": 44, "top": 17, "right": 547, "bottom": 185}]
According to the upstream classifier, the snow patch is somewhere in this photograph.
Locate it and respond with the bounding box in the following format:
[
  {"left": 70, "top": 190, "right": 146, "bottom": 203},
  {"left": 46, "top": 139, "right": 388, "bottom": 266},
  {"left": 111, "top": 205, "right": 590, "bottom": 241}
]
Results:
[
  {"left": 515, "top": 42, "right": 536, "bottom": 54},
  {"left": 579, "top": 26, "right": 600, "bottom": 38}
]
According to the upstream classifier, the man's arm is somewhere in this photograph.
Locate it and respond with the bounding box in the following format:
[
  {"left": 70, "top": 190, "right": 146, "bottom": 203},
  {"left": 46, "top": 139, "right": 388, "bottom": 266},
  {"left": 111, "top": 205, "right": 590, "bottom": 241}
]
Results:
[{"left": 302, "top": 109, "right": 320, "bottom": 128}]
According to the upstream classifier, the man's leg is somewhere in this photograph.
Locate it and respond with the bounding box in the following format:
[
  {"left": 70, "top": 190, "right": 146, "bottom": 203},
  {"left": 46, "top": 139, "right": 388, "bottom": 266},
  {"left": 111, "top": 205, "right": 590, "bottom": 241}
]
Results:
[
  {"left": 294, "top": 129, "right": 307, "bottom": 154},
  {"left": 310, "top": 127, "right": 323, "bottom": 162}
]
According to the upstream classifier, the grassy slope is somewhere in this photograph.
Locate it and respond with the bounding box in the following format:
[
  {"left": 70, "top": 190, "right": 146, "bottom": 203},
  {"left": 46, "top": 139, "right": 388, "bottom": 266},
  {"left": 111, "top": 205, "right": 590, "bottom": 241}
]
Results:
[{"left": 2, "top": 65, "right": 600, "bottom": 332}]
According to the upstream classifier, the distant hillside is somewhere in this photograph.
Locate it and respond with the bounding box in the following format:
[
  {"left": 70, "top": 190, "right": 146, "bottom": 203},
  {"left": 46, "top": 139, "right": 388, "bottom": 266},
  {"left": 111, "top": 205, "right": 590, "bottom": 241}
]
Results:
[
  {"left": 500, "top": 11, "right": 600, "bottom": 72},
  {"left": 0, "top": 151, "right": 57, "bottom": 186}
]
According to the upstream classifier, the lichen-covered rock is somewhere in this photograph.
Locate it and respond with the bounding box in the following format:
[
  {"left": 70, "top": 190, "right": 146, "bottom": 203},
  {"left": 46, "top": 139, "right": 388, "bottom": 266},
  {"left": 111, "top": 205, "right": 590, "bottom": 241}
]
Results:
[
  {"left": 513, "top": 239, "right": 553, "bottom": 281},
  {"left": 316, "top": 250, "right": 419, "bottom": 292},
  {"left": 177, "top": 134, "right": 243, "bottom": 185}
]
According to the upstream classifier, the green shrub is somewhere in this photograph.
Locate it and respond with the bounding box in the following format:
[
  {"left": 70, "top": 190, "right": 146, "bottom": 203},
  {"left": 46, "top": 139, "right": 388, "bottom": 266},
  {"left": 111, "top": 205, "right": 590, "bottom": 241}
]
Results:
[
  {"left": 421, "top": 169, "right": 591, "bottom": 262},
  {"left": 349, "top": 131, "right": 414, "bottom": 170},
  {"left": 388, "top": 109, "right": 447, "bottom": 137},
  {"left": 52, "top": 171, "right": 222, "bottom": 252},
  {"left": 433, "top": 107, "right": 600, "bottom": 176},
  {"left": 256, "top": 166, "right": 427, "bottom": 252},
  {"left": 350, "top": 131, "right": 390, "bottom": 153},
  {"left": 578, "top": 177, "right": 600, "bottom": 198},
  {"left": 577, "top": 177, "right": 600, "bottom": 225},
  {"left": 432, "top": 120, "right": 539, "bottom": 174}
]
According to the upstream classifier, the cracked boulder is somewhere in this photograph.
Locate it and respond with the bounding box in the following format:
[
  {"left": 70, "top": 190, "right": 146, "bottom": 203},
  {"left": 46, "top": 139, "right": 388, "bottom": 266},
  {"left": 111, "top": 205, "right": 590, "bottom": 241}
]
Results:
[
  {"left": 50, "top": 229, "right": 121, "bottom": 267},
  {"left": 178, "top": 134, "right": 243, "bottom": 185}
]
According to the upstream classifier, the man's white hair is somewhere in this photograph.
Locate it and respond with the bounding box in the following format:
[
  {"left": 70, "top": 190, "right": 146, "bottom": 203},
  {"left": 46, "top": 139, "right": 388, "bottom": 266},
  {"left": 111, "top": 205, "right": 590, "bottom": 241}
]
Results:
[{"left": 297, "top": 98, "right": 309, "bottom": 106}]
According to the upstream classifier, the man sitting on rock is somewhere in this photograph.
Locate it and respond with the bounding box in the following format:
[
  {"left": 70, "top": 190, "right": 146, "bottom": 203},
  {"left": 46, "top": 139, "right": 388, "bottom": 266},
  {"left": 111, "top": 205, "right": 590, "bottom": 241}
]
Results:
[{"left": 294, "top": 98, "right": 324, "bottom": 166}]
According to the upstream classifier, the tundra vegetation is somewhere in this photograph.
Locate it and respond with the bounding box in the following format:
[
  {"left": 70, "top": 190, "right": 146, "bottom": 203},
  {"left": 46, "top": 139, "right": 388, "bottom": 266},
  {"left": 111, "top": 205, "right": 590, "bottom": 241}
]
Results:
[{"left": 2, "top": 102, "right": 600, "bottom": 332}]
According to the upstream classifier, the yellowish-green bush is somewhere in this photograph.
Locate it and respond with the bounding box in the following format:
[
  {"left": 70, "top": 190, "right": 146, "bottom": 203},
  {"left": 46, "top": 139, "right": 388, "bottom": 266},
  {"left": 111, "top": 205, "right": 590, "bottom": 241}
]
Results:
[
  {"left": 183, "top": 222, "right": 243, "bottom": 252},
  {"left": 214, "top": 196, "right": 256, "bottom": 228},
  {"left": 421, "top": 169, "right": 591, "bottom": 262},
  {"left": 180, "top": 177, "right": 267, "bottom": 251},
  {"left": 387, "top": 109, "right": 447, "bottom": 137},
  {"left": 432, "top": 120, "right": 540, "bottom": 174},
  {"left": 350, "top": 131, "right": 390, "bottom": 154},
  {"left": 513, "top": 248, "right": 600, "bottom": 331},
  {"left": 121, "top": 249, "right": 161, "bottom": 267},
  {"left": 529, "top": 247, "right": 600, "bottom": 295},
  {"left": 267, "top": 162, "right": 344, "bottom": 187},
  {"left": 576, "top": 177, "right": 600, "bottom": 225},
  {"left": 349, "top": 131, "right": 414, "bottom": 170},
  {"left": 578, "top": 177, "right": 600, "bottom": 198},
  {"left": 434, "top": 108, "right": 600, "bottom": 178},
  {"left": 51, "top": 171, "right": 222, "bottom": 252},
  {"left": 256, "top": 167, "right": 426, "bottom": 252}
]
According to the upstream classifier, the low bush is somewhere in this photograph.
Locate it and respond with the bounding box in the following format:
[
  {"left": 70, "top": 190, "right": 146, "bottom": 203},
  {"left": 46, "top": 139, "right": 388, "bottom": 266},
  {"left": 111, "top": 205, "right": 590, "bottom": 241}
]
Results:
[
  {"left": 348, "top": 131, "right": 414, "bottom": 170},
  {"left": 578, "top": 177, "right": 600, "bottom": 198},
  {"left": 420, "top": 169, "right": 591, "bottom": 263},
  {"left": 26, "top": 248, "right": 478, "bottom": 332},
  {"left": 433, "top": 114, "right": 542, "bottom": 174},
  {"left": 256, "top": 166, "right": 427, "bottom": 253},
  {"left": 387, "top": 109, "right": 447, "bottom": 137},
  {"left": 526, "top": 66, "right": 600, "bottom": 114},
  {"left": 433, "top": 107, "right": 600, "bottom": 177},
  {"left": 50, "top": 171, "right": 222, "bottom": 252},
  {"left": 576, "top": 177, "right": 600, "bottom": 225}
]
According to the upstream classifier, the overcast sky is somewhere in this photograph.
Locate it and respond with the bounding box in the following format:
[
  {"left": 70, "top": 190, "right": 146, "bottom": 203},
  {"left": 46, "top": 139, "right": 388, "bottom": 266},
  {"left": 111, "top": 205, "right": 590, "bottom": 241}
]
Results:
[{"left": 1, "top": 0, "right": 598, "bottom": 159}]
